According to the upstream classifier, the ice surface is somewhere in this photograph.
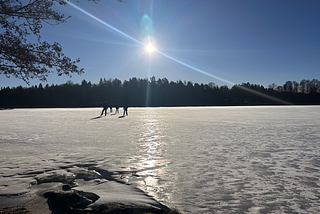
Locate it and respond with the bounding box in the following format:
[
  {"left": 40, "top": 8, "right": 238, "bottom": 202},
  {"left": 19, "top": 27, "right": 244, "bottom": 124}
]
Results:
[
  {"left": 74, "top": 180, "right": 168, "bottom": 209},
  {"left": 1, "top": 106, "right": 320, "bottom": 213}
]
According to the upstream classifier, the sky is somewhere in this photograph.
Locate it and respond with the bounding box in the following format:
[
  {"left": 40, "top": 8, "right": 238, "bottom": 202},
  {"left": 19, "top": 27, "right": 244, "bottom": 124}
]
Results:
[{"left": 1, "top": 0, "right": 320, "bottom": 88}]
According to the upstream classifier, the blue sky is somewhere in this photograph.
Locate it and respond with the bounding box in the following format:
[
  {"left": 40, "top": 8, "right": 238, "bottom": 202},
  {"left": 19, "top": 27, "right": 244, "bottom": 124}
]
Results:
[{"left": 1, "top": 0, "right": 320, "bottom": 88}]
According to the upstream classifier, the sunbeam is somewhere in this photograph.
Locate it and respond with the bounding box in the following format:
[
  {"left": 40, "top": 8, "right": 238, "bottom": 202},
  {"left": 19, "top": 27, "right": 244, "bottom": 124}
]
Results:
[
  {"left": 156, "top": 51, "right": 291, "bottom": 104},
  {"left": 66, "top": 2, "right": 291, "bottom": 105},
  {"left": 156, "top": 50, "right": 234, "bottom": 85},
  {"left": 146, "top": 55, "right": 152, "bottom": 107},
  {"left": 66, "top": 1, "right": 143, "bottom": 46},
  {"left": 236, "top": 86, "right": 291, "bottom": 104}
]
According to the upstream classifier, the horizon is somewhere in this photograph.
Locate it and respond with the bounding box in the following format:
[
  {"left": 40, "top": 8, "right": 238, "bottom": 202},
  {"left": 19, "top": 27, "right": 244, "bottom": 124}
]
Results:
[
  {"left": 1, "top": 76, "right": 318, "bottom": 90},
  {"left": 1, "top": 0, "right": 319, "bottom": 88}
]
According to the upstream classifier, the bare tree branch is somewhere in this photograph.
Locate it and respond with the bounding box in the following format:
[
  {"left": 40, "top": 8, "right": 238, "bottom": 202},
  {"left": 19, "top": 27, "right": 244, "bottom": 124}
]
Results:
[{"left": 0, "top": 0, "right": 99, "bottom": 84}]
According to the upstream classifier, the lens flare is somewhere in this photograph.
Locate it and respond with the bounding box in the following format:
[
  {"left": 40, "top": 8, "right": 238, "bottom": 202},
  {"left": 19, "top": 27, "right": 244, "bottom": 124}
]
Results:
[
  {"left": 66, "top": 2, "right": 291, "bottom": 105},
  {"left": 66, "top": 1, "right": 143, "bottom": 46},
  {"left": 141, "top": 14, "right": 155, "bottom": 39}
]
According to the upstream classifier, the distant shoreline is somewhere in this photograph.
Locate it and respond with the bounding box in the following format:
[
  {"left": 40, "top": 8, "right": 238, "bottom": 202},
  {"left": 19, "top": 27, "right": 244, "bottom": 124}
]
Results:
[{"left": 1, "top": 78, "right": 320, "bottom": 107}]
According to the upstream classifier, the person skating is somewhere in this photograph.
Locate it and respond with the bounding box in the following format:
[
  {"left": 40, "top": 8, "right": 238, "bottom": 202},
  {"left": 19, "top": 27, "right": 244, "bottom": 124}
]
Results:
[
  {"left": 116, "top": 103, "right": 119, "bottom": 114},
  {"left": 101, "top": 101, "right": 108, "bottom": 116},
  {"left": 123, "top": 104, "right": 128, "bottom": 116}
]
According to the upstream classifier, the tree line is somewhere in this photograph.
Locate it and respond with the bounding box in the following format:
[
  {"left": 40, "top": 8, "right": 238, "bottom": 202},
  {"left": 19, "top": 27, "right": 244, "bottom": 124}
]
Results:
[{"left": 1, "top": 77, "right": 320, "bottom": 108}]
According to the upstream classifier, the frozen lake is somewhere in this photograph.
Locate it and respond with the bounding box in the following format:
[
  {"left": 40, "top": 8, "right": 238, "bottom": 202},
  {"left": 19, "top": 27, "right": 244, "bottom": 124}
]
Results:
[{"left": 1, "top": 106, "right": 320, "bottom": 213}]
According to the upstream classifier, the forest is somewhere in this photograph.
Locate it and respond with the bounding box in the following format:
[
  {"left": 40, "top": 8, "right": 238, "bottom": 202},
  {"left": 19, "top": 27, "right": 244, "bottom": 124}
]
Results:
[{"left": 0, "top": 77, "right": 320, "bottom": 108}]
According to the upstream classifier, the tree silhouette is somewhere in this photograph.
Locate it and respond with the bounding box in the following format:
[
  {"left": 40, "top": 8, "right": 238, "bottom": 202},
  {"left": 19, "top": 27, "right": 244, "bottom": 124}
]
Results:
[
  {"left": 0, "top": 0, "right": 100, "bottom": 84},
  {"left": 0, "top": 77, "right": 319, "bottom": 108}
]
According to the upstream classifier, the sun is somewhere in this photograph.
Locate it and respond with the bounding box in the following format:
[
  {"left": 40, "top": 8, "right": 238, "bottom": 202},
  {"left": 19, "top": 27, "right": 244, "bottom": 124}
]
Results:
[{"left": 146, "top": 43, "right": 155, "bottom": 53}]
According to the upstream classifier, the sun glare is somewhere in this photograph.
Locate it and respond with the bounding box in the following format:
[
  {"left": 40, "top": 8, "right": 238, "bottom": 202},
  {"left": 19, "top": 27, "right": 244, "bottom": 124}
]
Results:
[
  {"left": 146, "top": 43, "right": 155, "bottom": 53},
  {"left": 66, "top": 1, "right": 290, "bottom": 105}
]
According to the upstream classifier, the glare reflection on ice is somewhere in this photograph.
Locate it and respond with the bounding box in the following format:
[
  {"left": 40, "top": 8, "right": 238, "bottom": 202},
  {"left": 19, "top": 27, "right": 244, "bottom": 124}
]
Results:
[{"left": 138, "top": 109, "right": 162, "bottom": 169}]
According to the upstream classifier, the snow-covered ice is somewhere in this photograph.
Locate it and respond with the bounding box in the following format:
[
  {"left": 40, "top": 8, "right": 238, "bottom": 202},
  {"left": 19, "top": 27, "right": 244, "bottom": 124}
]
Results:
[{"left": 1, "top": 106, "right": 320, "bottom": 213}]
